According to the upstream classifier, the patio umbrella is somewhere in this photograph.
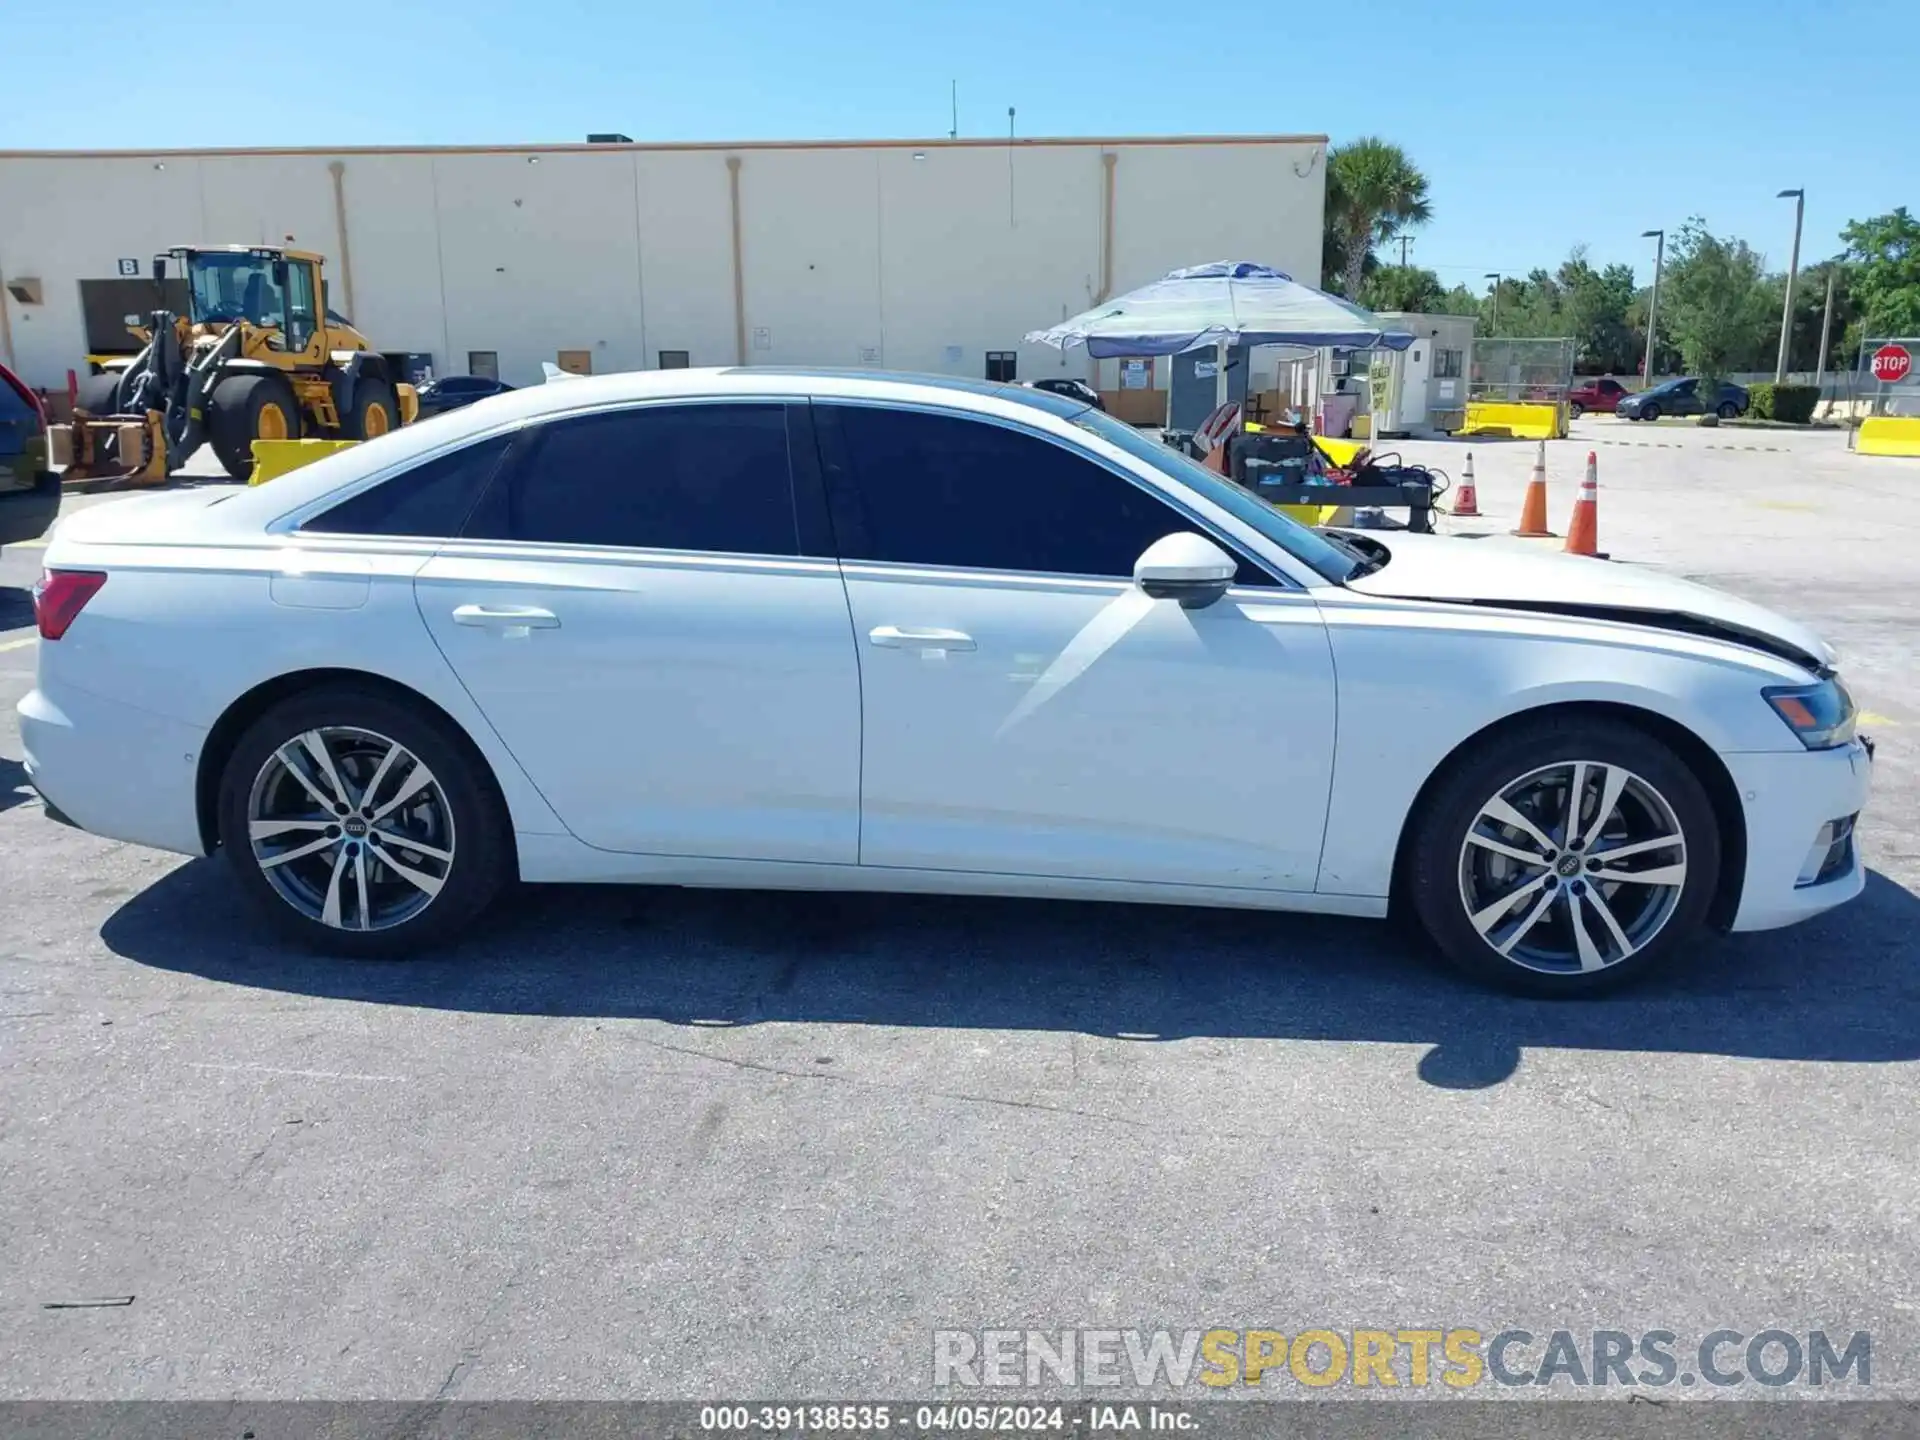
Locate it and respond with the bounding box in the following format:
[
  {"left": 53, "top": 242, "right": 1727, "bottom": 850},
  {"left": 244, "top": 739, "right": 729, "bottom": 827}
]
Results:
[{"left": 1027, "top": 260, "right": 1417, "bottom": 411}]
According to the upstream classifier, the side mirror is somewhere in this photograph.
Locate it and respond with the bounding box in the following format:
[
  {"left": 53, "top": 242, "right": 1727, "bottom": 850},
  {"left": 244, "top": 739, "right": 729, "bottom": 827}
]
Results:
[
  {"left": 1133, "top": 532, "right": 1236, "bottom": 610},
  {"left": 272, "top": 260, "right": 290, "bottom": 287},
  {"left": 151, "top": 256, "right": 167, "bottom": 283}
]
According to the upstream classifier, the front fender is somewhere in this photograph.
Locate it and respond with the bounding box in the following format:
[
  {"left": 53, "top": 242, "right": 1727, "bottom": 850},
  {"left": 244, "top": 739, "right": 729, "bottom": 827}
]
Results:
[{"left": 1313, "top": 598, "right": 1807, "bottom": 897}]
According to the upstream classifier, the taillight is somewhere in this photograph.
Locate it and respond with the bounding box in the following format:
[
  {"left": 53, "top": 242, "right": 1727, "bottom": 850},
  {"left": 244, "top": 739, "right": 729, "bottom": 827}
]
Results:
[{"left": 31, "top": 570, "right": 108, "bottom": 641}]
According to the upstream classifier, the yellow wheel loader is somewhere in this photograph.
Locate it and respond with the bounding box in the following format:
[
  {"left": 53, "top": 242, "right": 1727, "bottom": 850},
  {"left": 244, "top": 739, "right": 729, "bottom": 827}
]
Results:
[{"left": 52, "top": 246, "right": 418, "bottom": 483}]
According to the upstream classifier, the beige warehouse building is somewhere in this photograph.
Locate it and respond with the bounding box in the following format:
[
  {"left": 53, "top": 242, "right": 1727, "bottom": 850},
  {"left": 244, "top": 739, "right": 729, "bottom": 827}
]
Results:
[{"left": 0, "top": 134, "right": 1327, "bottom": 399}]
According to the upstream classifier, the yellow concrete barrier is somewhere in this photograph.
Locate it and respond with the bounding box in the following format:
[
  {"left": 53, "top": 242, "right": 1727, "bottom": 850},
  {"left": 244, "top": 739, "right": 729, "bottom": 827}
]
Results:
[
  {"left": 1857, "top": 417, "right": 1920, "bottom": 458},
  {"left": 1460, "top": 401, "right": 1566, "bottom": 440},
  {"left": 248, "top": 438, "right": 359, "bottom": 486}
]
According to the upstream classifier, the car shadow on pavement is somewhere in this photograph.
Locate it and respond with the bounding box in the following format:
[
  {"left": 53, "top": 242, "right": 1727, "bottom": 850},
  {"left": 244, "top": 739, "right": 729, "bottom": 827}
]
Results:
[
  {"left": 0, "top": 584, "right": 33, "bottom": 631},
  {"left": 0, "top": 755, "right": 33, "bottom": 814},
  {"left": 100, "top": 861, "right": 1920, "bottom": 1091}
]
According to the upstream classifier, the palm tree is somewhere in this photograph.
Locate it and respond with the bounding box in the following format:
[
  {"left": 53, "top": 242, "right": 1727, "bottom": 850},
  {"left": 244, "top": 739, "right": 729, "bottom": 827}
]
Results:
[{"left": 1326, "top": 139, "right": 1433, "bottom": 302}]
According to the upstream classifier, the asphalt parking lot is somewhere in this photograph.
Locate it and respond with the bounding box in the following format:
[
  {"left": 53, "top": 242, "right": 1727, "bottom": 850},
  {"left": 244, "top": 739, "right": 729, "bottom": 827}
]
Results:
[{"left": 2, "top": 420, "right": 1917, "bottom": 1401}]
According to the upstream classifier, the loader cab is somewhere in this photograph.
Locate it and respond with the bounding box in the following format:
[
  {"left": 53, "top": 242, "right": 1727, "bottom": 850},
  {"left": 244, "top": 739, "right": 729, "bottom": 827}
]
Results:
[{"left": 167, "top": 247, "right": 326, "bottom": 363}]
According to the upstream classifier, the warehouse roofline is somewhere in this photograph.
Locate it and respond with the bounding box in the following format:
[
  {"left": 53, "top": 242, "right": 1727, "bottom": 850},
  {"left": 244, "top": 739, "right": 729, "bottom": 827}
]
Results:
[{"left": 0, "top": 133, "right": 1328, "bottom": 161}]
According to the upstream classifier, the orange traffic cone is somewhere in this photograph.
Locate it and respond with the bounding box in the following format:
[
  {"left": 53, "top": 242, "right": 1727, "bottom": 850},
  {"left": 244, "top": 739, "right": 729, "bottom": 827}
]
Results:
[
  {"left": 1451, "top": 452, "right": 1482, "bottom": 516},
  {"left": 1511, "top": 439, "right": 1557, "bottom": 538},
  {"left": 1564, "top": 451, "right": 1606, "bottom": 558}
]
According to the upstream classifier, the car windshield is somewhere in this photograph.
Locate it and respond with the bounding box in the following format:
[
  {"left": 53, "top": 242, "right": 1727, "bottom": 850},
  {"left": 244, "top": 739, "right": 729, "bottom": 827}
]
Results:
[
  {"left": 1070, "top": 408, "right": 1363, "bottom": 583},
  {"left": 188, "top": 253, "right": 284, "bottom": 326}
]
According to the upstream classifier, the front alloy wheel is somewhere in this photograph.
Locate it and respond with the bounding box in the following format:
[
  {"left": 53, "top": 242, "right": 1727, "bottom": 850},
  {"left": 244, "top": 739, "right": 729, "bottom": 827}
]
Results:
[
  {"left": 1460, "top": 761, "right": 1686, "bottom": 975},
  {"left": 1408, "top": 716, "right": 1721, "bottom": 994}
]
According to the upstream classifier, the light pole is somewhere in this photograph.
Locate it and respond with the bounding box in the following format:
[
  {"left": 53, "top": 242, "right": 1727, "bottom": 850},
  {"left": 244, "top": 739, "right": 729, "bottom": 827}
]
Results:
[
  {"left": 1484, "top": 272, "right": 1502, "bottom": 332},
  {"left": 1641, "top": 228, "right": 1665, "bottom": 386},
  {"left": 1775, "top": 188, "right": 1805, "bottom": 383},
  {"left": 1815, "top": 265, "right": 1837, "bottom": 398},
  {"left": 1397, "top": 234, "right": 1413, "bottom": 267}
]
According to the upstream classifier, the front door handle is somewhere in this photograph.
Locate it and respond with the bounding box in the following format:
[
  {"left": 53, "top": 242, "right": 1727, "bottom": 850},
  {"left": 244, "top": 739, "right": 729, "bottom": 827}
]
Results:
[
  {"left": 868, "top": 625, "right": 975, "bottom": 652},
  {"left": 452, "top": 603, "right": 560, "bottom": 630}
]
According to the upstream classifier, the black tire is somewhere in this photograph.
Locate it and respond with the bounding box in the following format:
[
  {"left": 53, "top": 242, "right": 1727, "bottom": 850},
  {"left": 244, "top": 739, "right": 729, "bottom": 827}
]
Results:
[
  {"left": 1639, "top": 402, "right": 1660, "bottom": 422},
  {"left": 75, "top": 370, "right": 123, "bottom": 416},
  {"left": 1406, "top": 715, "right": 1722, "bottom": 997},
  {"left": 1717, "top": 401, "right": 1739, "bottom": 420},
  {"left": 344, "top": 376, "right": 398, "bottom": 441},
  {"left": 207, "top": 373, "right": 301, "bottom": 480},
  {"left": 216, "top": 683, "right": 513, "bottom": 957},
  {"left": 1568, "top": 401, "right": 1585, "bottom": 419}
]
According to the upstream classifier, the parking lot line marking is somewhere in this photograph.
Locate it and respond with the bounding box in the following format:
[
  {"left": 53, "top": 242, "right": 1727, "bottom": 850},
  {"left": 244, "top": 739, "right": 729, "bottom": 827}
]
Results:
[
  {"left": 1860, "top": 711, "right": 1899, "bottom": 727},
  {"left": 188, "top": 1061, "right": 411, "bottom": 1083},
  {"left": 0, "top": 636, "right": 37, "bottom": 653}
]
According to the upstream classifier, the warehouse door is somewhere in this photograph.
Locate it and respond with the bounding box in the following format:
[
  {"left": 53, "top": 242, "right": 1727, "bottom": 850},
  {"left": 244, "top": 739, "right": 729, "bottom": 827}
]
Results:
[{"left": 79, "top": 278, "right": 189, "bottom": 355}]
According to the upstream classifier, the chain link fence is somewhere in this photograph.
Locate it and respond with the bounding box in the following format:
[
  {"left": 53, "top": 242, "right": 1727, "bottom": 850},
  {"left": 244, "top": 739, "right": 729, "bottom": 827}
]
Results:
[
  {"left": 1850, "top": 336, "right": 1920, "bottom": 418},
  {"left": 1468, "top": 337, "right": 1576, "bottom": 404}
]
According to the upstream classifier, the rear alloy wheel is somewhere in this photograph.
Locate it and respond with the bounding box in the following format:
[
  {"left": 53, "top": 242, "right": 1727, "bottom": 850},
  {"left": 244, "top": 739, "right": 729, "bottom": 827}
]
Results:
[
  {"left": 1409, "top": 718, "right": 1721, "bottom": 995},
  {"left": 1717, "top": 401, "right": 1739, "bottom": 420},
  {"left": 217, "top": 686, "right": 510, "bottom": 956}
]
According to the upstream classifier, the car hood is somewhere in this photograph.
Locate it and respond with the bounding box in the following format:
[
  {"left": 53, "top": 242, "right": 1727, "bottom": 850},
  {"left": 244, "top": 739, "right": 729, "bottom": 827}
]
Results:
[{"left": 1340, "top": 530, "right": 1834, "bottom": 672}]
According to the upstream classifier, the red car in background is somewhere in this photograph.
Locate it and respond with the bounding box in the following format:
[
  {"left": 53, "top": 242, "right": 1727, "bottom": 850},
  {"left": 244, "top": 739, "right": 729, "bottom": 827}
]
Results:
[
  {"left": 1566, "top": 376, "right": 1632, "bottom": 417},
  {"left": 0, "top": 361, "right": 61, "bottom": 558}
]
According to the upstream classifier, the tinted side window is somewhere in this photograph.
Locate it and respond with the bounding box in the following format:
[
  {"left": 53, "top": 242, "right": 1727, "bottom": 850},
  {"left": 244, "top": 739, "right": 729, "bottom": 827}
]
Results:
[
  {"left": 303, "top": 436, "right": 511, "bottom": 537},
  {"left": 827, "top": 405, "right": 1267, "bottom": 582},
  {"left": 468, "top": 403, "right": 797, "bottom": 555}
]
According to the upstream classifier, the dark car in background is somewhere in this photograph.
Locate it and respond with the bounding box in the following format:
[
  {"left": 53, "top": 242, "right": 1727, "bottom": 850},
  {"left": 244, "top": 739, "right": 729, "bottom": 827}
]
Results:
[
  {"left": 414, "top": 374, "right": 515, "bottom": 418},
  {"left": 1566, "top": 376, "right": 1632, "bottom": 417},
  {"left": 0, "top": 361, "right": 59, "bottom": 557},
  {"left": 1027, "top": 377, "right": 1106, "bottom": 410},
  {"left": 1616, "top": 377, "right": 1748, "bottom": 421}
]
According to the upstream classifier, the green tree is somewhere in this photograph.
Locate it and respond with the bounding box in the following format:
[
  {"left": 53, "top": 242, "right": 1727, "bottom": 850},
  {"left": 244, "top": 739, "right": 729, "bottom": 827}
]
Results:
[
  {"left": 1775, "top": 258, "right": 1858, "bottom": 373},
  {"left": 1480, "top": 270, "right": 1563, "bottom": 339},
  {"left": 1625, "top": 288, "right": 1681, "bottom": 377},
  {"left": 1325, "top": 139, "right": 1432, "bottom": 303},
  {"left": 1361, "top": 264, "right": 1446, "bottom": 313},
  {"left": 1556, "top": 249, "right": 1640, "bottom": 374},
  {"left": 1839, "top": 208, "right": 1920, "bottom": 339},
  {"left": 1660, "top": 219, "right": 1774, "bottom": 396}
]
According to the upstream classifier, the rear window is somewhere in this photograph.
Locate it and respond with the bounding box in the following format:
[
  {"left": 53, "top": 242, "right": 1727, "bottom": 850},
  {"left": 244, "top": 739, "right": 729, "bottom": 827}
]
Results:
[
  {"left": 302, "top": 436, "right": 512, "bottom": 538},
  {"left": 462, "top": 402, "right": 799, "bottom": 555}
]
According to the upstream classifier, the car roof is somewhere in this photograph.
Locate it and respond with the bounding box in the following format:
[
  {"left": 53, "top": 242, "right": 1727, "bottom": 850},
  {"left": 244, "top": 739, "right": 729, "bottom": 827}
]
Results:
[{"left": 224, "top": 366, "right": 1093, "bottom": 525}]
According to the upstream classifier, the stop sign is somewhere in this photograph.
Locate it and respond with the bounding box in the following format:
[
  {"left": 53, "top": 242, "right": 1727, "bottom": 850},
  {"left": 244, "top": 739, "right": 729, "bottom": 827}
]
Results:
[{"left": 1871, "top": 344, "right": 1913, "bottom": 384}]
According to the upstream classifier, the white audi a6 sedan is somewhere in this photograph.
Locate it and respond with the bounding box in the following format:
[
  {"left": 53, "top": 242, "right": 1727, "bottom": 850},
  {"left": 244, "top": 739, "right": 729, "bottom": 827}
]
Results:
[{"left": 20, "top": 369, "right": 1871, "bottom": 994}]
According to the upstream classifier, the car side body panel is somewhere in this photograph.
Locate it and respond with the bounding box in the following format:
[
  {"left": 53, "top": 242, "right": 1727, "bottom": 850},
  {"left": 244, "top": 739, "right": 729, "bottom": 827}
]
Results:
[
  {"left": 1313, "top": 588, "right": 1810, "bottom": 898},
  {"left": 23, "top": 529, "right": 568, "bottom": 857}
]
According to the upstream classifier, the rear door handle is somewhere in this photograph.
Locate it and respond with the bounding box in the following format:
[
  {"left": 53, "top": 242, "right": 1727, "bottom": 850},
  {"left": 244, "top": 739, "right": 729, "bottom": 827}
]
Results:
[
  {"left": 868, "top": 625, "right": 975, "bottom": 651},
  {"left": 452, "top": 603, "right": 560, "bottom": 630}
]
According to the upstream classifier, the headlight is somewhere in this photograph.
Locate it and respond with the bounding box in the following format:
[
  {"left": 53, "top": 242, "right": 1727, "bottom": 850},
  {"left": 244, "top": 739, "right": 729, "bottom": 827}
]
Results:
[{"left": 1764, "top": 678, "right": 1857, "bottom": 749}]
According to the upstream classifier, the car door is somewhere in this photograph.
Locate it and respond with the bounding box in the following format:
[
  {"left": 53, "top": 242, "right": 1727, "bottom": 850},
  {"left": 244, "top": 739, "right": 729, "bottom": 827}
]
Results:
[
  {"left": 817, "top": 401, "right": 1337, "bottom": 892},
  {"left": 413, "top": 400, "right": 862, "bottom": 863},
  {"left": 1672, "top": 380, "right": 1700, "bottom": 415}
]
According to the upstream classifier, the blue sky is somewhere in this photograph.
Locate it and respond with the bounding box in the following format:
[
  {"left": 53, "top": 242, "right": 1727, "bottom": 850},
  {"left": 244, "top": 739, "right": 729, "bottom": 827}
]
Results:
[{"left": 7, "top": 0, "right": 1914, "bottom": 288}]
